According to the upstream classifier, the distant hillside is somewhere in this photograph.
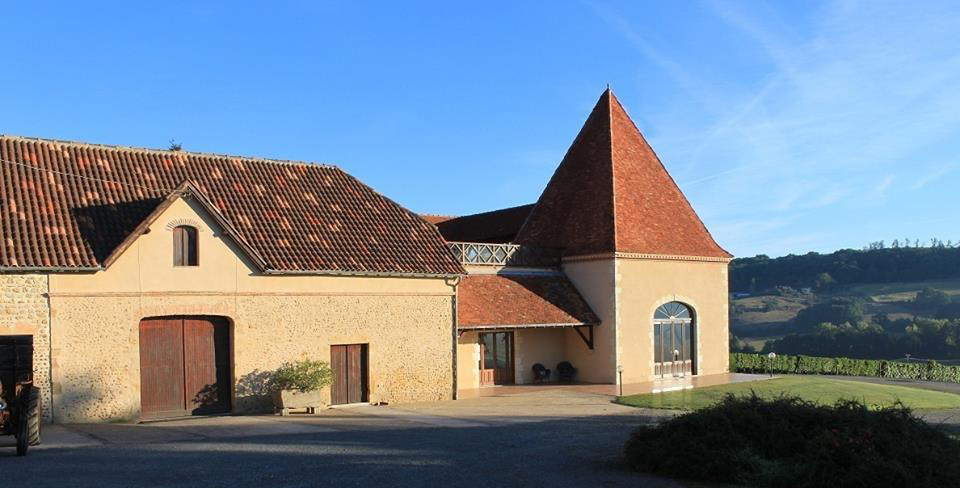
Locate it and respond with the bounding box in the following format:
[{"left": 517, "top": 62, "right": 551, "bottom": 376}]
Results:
[{"left": 731, "top": 246, "right": 960, "bottom": 293}]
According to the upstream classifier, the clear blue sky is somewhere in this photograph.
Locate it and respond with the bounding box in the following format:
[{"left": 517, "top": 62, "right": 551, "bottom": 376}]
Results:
[{"left": 3, "top": 1, "right": 959, "bottom": 258}]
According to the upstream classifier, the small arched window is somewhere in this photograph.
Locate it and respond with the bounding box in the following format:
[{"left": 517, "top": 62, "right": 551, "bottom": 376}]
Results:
[
  {"left": 654, "top": 302, "right": 691, "bottom": 320},
  {"left": 173, "top": 225, "right": 198, "bottom": 266}
]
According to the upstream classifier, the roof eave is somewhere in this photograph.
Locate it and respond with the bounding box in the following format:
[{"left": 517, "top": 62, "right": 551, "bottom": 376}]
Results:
[
  {"left": 457, "top": 322, "right": 597, "bottom": 331},
  {"left": 0, "top": 266, "right": 102, "bottom": 273},
  {"left": 262, "top": 269, "right": 463, "bottom": 279}
]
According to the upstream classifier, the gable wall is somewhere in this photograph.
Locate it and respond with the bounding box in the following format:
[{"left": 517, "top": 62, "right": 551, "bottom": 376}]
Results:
[{"left": 45, "top": 197, "right": 456, "bottom": 422}]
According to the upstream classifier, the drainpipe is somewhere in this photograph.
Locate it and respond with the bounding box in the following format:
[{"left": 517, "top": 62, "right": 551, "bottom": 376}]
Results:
[
  {"left": 46, "top": 274, "right": 54, "bottom": 424},
  {"left": 448, "top": 276, "right": 462, "bottom": 400}
]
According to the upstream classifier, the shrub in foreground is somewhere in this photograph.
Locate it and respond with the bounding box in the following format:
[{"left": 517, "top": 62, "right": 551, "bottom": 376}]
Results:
[{"left": 624, "top": 394, "right": 960, "bottom": 488}]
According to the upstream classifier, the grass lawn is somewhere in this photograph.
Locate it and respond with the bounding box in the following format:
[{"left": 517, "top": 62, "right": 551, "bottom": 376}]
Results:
[{"left": 617, "top": 376, "right": 960, "bottom": 410}]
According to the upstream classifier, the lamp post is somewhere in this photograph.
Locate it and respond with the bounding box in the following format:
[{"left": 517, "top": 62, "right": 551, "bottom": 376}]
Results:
[
  {"left": 767, "top": 352, "right": 777, "bottom": 378},
  {"left": 617, "top": 365, "right": 624, "bottom": 397}
]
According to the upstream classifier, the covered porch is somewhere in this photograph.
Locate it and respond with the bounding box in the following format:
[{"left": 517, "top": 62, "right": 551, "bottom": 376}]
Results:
[{"left": 455, "top": 271, "right": 599, "bottom": 392}]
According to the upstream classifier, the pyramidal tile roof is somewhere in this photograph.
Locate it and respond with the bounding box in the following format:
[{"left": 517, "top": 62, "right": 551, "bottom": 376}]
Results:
[
  {"left": 515, "top": 89, "right": 731, "bottom": 259},
  {"left": 0, "top": 135, "right": 464, "bottom": 275}
]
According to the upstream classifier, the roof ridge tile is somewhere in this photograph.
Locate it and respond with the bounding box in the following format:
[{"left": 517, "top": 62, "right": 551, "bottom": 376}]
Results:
[{"left": 0, "top": 134, "right": 339, "bottom": 170}]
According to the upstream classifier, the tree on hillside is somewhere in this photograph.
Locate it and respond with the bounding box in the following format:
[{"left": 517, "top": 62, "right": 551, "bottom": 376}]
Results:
[
  {"left": 792, "top": 298, "right": 865, "bottom": 332},
  {"left": 814, "top": 272, "right": 835, "bottom": 290},
  {"left": 729, "top": 245, "right": 960, "bottom": 292},
  {"left": 764, "top": 321, "right": 893, "bottom": 358},
  {"left": 913, "top": 287, "right": 951, "bottom": 308}
]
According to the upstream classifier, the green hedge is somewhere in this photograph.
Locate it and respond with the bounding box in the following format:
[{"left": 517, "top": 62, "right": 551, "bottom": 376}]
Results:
[{"left": 730, "top": 353, "right": 960, "bottom": 382}]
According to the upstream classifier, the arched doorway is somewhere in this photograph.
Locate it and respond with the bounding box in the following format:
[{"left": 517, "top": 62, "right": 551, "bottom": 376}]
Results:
[{"left": 653, "top": 302, "right": 695, "bottom": 378}]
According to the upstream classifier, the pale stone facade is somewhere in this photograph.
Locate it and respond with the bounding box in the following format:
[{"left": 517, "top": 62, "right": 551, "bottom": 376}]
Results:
[
  {"left": 562, "top": 254, "right": 729, "bottom": 384},
  {"left": 616, "top": 255, "right": 730, "bottom": 382},
  {"left": 455, "top": 254, "right": 729, "bottom": 391},
  {"left": 5, "top": 179, "right": 729, "bottom": 422},
  {"left": 10, "top": 195, "right": 458, "bottom": 423},
  {"left": 47, "top": 293, "right": 453, "bottom": 422}
]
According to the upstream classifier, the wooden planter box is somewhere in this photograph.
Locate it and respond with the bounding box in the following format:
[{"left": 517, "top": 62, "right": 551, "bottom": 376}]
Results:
[{"left": 273, "top": 389, "right": 327, "bottom": 416}]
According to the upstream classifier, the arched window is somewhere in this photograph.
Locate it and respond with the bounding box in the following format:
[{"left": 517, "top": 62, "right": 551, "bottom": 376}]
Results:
[
  {"left": 173, "top": 225, "right": 198, "bottom": 266},
  {"left": 653, "top": 301, "right": 695, "bottom": 377}
]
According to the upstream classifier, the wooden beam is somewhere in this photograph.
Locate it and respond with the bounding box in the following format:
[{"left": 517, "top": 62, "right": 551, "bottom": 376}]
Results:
[{"left": 574, "top": 325, "right": 594, "bottom": 350}]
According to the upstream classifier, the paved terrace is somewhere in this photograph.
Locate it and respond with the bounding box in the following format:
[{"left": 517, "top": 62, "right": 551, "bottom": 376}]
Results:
[
  {"left": 0, "top": 375, "right": 771, "bottom": 488},
  {"left": 12, "top": 373, "right": 954, "bottom": 488}
]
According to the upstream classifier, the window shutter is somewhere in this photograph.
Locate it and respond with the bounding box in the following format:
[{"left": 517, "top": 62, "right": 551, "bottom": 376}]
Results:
[{"left": 173, "top": 226, "right": 198, "bottom": 266}]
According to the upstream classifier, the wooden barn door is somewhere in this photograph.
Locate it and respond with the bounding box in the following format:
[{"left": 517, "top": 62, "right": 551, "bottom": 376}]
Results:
[
  {"left": 139, "top": 318, "right": 186, "bottom": 418},
  {"left": 139, "top": 316, "right": 231, "bottom": 419},
  {"left": 330, "top": 344, "right": 368, "bottom": 405}
]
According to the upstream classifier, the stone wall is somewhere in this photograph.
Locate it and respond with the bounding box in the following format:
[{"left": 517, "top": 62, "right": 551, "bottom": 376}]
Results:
[
  {"left": 0, "top": 274, "right": 51, "bottom": 421},
  {"left": 234, "top": 295, "right": 454, "bottom": 411},
  {"left": 48, "top": 293, "right": 454, "bottom": 423}
]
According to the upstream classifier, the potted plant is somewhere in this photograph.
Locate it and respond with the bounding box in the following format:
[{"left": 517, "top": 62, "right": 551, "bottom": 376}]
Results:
[{"left": 271, "top": 359, "right": 333, "bottom": 415}]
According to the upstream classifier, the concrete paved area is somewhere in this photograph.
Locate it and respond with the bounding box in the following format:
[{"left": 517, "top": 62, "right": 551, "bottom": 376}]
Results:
[{"left": 0, "top": 389, "right": 699, "bottom": 488}]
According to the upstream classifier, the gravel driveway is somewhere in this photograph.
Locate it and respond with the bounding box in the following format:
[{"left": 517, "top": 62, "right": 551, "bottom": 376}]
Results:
[{"left": 0, "top": 389, "right": 692, "bottom": 488}]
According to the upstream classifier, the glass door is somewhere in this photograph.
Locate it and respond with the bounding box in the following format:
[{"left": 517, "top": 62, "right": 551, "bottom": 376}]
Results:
[
  {"left": 653, "top": 302, "right": 695, "bottom": 378},
  {"left": 479, "top": 332, "right": 514, "bottom": 386}
]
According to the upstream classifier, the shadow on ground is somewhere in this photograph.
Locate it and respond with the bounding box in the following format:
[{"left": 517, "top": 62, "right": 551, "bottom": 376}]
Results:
[{"left": 0, "top": 413, "right": 690, "bottom": 488}]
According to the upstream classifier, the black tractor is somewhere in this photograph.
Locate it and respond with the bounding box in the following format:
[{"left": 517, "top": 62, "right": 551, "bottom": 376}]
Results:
[{"left": 0, "top": 336, "right": 41, "bottom": 456}]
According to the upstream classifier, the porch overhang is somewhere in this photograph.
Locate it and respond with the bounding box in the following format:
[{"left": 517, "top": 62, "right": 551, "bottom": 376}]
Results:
[
  {"left": 457, "top": 322, "right": 597, "bottom": 349},
  {"left": 456, "top": 271, "right": 599, "bottom": 350}
]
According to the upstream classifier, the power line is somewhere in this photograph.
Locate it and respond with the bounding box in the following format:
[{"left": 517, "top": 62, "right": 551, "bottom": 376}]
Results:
[{"left": 0, "top": 155, "right": 174, "bottom": 194}]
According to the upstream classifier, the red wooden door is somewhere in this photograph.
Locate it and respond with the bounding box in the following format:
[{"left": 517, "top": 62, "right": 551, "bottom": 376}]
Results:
[
  {"left": 139, "top": 318, "right": 186, "bottom": 418},
  {"left": 139, "top": 316, "right": 231, "bottom": 419},
  {"left": 331, "top": 344, "right": 368, "bottom": 405},
  {"left": 184, "top": 317, "right": 231, "bottom": 414},
  {"left": 330, "top": 345, "right": 348, "bottom": 405}
]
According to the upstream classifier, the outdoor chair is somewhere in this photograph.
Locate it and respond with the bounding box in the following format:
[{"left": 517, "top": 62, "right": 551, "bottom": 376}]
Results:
[
  {"left": 556, "top": 361, "right": 577, "bottom": 382},
  {"left": 532, "top": 363, "right": 551, "bottom": 383}
]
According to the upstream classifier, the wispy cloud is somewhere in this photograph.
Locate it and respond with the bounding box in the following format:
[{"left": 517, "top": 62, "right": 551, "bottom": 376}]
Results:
[
  {"left": 872, "top": 175, "right": 895, "bottom": 197},
  {"left": 912, "top": 165, "right": 953, "bottom": 190}
]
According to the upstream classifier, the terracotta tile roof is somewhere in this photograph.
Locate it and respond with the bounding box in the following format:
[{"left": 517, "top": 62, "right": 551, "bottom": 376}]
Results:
[
  {"left": 0, "top": 135, "right": 464, "bottom": 275},
  {"left": 419, "top": 214, "right": 456, "bottom": 225},
  {"left": 515, "top": 89, "right": 732, "bottom": 259},
  {"left": 434, "top": 203, "right": 534, "bottom": 243},
  {"left": 457, "top": 273, "right": 599, "bottom": 328}
]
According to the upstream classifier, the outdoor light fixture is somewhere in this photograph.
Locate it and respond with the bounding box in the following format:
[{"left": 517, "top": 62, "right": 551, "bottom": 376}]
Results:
[{"left": 767, "top": 352, "right": 777, "bottom": 377}]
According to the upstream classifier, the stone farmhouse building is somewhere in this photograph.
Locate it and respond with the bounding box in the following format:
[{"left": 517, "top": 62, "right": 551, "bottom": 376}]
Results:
[{"left": 0, "top": 89, "right": 731, "bottom": 423}]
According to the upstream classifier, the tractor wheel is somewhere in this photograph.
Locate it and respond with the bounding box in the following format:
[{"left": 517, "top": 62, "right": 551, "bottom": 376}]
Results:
[
  {"left": 14, "top": 387, "right": 41, "bottom": 456},
  {"left": 24, "top": 387, "right": 41, "bottom": 446}
]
